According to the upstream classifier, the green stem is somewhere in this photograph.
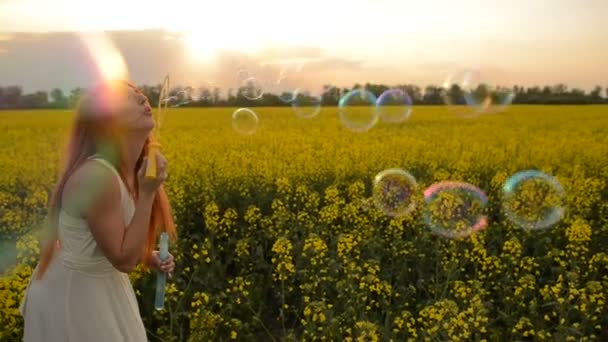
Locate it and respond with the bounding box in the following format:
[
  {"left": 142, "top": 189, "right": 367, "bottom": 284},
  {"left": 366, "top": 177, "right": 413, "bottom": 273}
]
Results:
[
  {"left": 281, "top": 280, "right": 287, "bottom": 338},
  {"left": 246, "top": 302, "right": 277, "bottom": 342}
]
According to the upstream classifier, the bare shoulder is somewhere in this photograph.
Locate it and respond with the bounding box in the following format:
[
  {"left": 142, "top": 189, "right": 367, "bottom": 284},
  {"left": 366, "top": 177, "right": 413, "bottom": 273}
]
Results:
[{"left": 61, "top": 159, "right": 121, "bottom": 219}]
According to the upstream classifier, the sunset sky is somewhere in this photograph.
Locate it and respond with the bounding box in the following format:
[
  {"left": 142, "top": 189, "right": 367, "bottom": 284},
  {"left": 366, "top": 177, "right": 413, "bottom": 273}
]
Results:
[{"left": 0, "top": 0, "right": 606, "bottom": 93}]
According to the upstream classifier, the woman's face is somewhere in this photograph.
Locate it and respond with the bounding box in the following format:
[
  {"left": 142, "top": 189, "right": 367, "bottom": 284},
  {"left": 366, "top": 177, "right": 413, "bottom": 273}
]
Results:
[{"left": 117, "top": 85, "right": 154, "bottom": 132}]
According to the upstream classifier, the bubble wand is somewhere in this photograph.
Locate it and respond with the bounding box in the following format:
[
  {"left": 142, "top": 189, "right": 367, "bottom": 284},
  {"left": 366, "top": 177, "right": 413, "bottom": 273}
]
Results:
[
  {"left": 154, "top": 232, "right": 169, "bottom": 310},
  {"left": 147, "top": 76, "right": 171, "bottom": 310},
  {"left": 145, "top": 75, "right": 170, "bottom": 179}
]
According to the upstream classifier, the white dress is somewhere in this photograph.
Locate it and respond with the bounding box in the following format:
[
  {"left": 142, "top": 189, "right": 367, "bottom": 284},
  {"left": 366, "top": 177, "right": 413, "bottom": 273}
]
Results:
[{"left": 20, "top": 156, "right": 148, "bottom": 342}]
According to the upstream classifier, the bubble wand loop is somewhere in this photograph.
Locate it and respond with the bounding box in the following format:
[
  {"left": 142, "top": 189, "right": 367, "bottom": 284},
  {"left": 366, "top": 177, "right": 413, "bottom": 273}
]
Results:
[{"left": 145, "top": 75, "right": 170, "bottom": 179}]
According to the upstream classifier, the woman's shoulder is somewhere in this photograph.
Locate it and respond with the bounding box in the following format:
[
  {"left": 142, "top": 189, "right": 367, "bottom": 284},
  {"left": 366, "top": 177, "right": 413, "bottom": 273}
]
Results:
[{"left": 61, "top": 159, "right": 122, "bottom": 219}]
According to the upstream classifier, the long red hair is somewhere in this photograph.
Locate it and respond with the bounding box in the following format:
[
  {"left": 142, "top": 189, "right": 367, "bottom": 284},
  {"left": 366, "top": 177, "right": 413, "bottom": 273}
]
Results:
[{"left": 35, "top": 81, "right": 176, "bottom": 280}]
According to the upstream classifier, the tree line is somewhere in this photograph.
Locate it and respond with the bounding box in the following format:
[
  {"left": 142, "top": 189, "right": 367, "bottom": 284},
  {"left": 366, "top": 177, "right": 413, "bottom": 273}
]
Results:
[{"left": 0, "top": 82, "right": 606, "bottom": 109}]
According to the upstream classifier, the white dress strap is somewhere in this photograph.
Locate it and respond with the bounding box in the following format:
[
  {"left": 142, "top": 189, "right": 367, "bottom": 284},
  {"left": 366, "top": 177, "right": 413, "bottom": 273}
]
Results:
[
  {"left": 87, "top": 155, "right": 120, "bottom": 178},
  {"left": 87, "top": 156, "right": 135, "bottom": 211},
  {"left": 87, "top": 156, "right": 131, "bottom": 202}
]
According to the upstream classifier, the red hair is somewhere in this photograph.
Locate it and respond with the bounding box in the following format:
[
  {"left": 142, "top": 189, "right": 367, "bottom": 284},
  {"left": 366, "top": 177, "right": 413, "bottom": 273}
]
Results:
[{"left": 35, "top": 81, "right": 176, "bottom": 280}]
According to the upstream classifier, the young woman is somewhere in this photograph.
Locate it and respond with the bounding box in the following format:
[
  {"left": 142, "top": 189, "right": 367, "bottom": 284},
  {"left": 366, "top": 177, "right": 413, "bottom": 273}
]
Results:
[{"left": 20, "top": 81, "right": 177, "bottom": 341}]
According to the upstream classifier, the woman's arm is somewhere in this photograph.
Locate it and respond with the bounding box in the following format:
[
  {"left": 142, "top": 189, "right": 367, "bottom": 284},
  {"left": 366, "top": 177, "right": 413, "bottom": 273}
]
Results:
[
  {"left": 63, "top": 159, "right": 158, "bottom": 273},
  {"left": 88, "top": 185, "right": 156, "bottom": 273}
]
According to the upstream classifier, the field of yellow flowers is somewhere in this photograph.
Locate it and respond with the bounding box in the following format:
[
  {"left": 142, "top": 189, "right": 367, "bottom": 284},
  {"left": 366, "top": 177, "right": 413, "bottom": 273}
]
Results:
[{"left": 1, "top": 105, "right": 607, "bottom": 341}]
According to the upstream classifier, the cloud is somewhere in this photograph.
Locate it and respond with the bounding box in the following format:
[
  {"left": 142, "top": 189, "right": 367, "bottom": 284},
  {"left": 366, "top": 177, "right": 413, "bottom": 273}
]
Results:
[
  {"left": 0, "top": 28, "right": 604, "bottom": 93},
  {"left": 304, "top": 58, "right": 363, "bottom": 72},
  {"left": 413, "top": 62, "right": 460, "bottom": 72},
  {"left": 257, "top": 46, "right": 325, "bottom": 61},
  {"left": 168, "top": 48, "right": 365, "bottom": 93},
  {"left": 0, "top": 30, "right": 188, "bottom": 92}
]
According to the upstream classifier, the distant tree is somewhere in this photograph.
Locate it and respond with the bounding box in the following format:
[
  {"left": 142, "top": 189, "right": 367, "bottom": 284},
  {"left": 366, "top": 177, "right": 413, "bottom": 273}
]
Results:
[
  {"left": 68, "top": 87, "right": 84, "bottom": 108},
  {"left": 569, "top": 88, "right": 586, "bottom": 104},
  {"left": 139, "top": 84, "right": 160, "bottom": 107},
  {"left": 3, "top": 86, "right": 23, "bottom": 108},
  {"left": 197, "top": 86, "right": 212, "bottom": 106},
  {"left": 364, "top": 83, "right": 389, "bottom": 98},
  {"left": 322, "top": 85, "right": 340, "bottom": 105},
  {"left": 423, "top": 86, "right": 443, "bottom": 105},
  {"left": 397, "top": 84, "right": 422, "bottom": 104},
  {"left": 227, "top": 88, "right": 236, "bottom": 105},
  {"left": 551, "top": 84, "right": 568, "bottom": 95},
  {"left": 212, "top": 87, "right": 221, "bottom": 105},
  {"left": 1, "top": 81, "right": 608, "bottom": 109},
  {"left": 0, "top": 87, "right": 5, "bottom": 109},
  {"left": 21, "top": 91, "right": 49, "bottom": 109},
  {"left": 512, "top": 85, "right": 527, "bottom": 104},
  {"left": 525, "top": 86, "right": 542, "bottom": 104},
  {"left": 50, "top": 88, "right": 68, "bottom": 108},
  {"left": 445, "top": 84, "right": 465, "bottom": 105},
  {"left": 589, "top": 86, "right": 602, "bottom": 102}
]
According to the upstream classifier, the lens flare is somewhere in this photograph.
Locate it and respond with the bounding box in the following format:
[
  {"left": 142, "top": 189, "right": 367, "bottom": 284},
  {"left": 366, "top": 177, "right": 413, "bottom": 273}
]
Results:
[
  {"left": 76, "top": 32, "right": 130, "bottom": 114},
  {"left": 77, "top": 32, "right": 128, "bottom": 84}
]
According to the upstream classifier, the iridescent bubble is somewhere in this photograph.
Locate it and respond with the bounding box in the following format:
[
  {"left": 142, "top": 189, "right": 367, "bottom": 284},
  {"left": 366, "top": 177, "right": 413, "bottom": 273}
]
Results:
[
  {"left": 291, "top": 88, "right": 322, "bottom": 119},
  {"left": 423, "top": 181, "right": 489, "bottom": 239},
  {"left": 163, "top": 87, "right": 192, "bottom": 107},
  {"left": 275, "top": 63, "right": 306, "bottom": 103},
  {"left": 240, "top": 77, "right": 264, "bottom": 101},
  {"left": 339, "top": 89, "right": 379, "bottom": 132},
  {"left": 275, "top": 75, "right": 298, "bottom": 103},
  {"left": 376, "top": 89, "right": 413, "bottom": 123},
  {"left": 442, "top": 69, "right": 514, "bottom": 118},
  {"left": 373, "top": 168, "right": 418, "bottom": 217},
  {"left": 502, "top": 170, "right": 566, "bottom": 230},
  {"left": 232, "top": 108, "right": 259, "bottom": 135}
]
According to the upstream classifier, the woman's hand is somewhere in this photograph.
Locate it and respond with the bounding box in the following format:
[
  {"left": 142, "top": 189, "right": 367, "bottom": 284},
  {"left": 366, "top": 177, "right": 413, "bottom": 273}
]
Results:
[
  {"left": 137, "top": 152, "right": 168, "bottom": 197},
  {"left": 149, "top": 250, "right": 175, "bottom": 278}
]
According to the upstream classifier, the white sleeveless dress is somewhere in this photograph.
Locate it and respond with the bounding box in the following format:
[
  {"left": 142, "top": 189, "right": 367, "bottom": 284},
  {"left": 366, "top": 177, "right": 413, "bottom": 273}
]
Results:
[{"left": 20, "top": 156, "right": 148, "bottom": 342}]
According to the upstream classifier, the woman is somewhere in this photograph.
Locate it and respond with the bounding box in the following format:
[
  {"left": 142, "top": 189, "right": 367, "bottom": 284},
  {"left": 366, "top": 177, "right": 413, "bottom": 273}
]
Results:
[{"left": 19, "top": 81, "right": 177, "bottom": 342}]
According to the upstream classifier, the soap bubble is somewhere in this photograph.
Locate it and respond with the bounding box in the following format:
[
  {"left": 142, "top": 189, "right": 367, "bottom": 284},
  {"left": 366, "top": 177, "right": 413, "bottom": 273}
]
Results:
[
  {"left": 240, "top": 77, "right": 264, "bottom": 101},
  {"left": 442, "top": 69, "right": 514, "bottom": 118},
  {"left": 502, "top": 170, "right": 566, "bottom": 230},
  {"left": 291, "top": 90, "right": 322, "bottom": 119},
  {"left": 232, "top": 108, "right": 259, "bottom": 135},
  {"left": 424, "top": 181, "right": 489, "bottom": 239},
  {"left": 163, "top": 87, "right": 194, "bottom": 107},
  {"left": 339, "top": 89, "right": 379, "bottom": 132},
  {"left": 376, "top": 89, "right": 413, "bottom": 123},
  {"left": 274, "top": 63, "right": 304, "bottom": 103},
  {"left": 373, "top": 168, "right": 418, "bottom": 217}
]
